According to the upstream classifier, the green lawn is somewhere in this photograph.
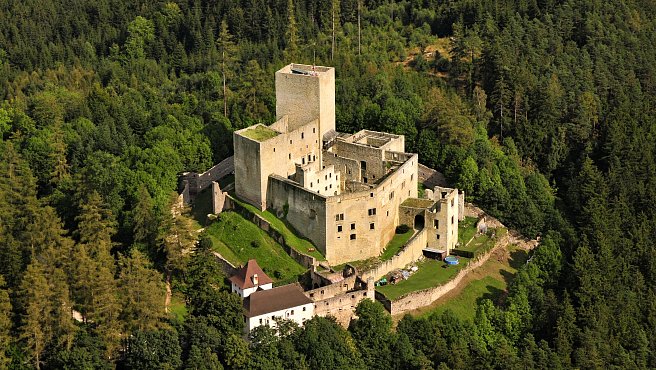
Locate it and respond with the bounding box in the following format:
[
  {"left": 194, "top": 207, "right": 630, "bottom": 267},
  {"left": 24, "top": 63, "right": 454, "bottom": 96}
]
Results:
[
  {"left": 169, "top": 294, "right": 188, "bottom": 323},
  {"left": 380, "top": 229, "right": 414, "bottom": 261},
  {"left": 228, "top": 195, "right": 325, "bottom": 261},
  {"left": 376, "top": 257, "right": 471, "bottom": 300},
  {"left": 204, "top": 211, "right": 306, "bottom": 282},
  {"left": 411, "top": 243, "right": 529, "bottom": 321},
  {"left": 458, "top": 216, "right": 478, "bottom": 245},
  {"left": 423, "top": 276, "right": 506, "bottom": 321},
  {"left": 241, "top": 125, "right": 279, "bottom": 141}
]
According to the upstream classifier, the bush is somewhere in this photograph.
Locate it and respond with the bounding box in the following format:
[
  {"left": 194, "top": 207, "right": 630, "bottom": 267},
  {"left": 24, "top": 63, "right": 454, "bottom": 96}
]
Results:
[
  {"left": 396, "top": 224, "right": 411, "bottom": 234},
  {"left": 250, "top": 240, "right": 261, "bottom": 248}
]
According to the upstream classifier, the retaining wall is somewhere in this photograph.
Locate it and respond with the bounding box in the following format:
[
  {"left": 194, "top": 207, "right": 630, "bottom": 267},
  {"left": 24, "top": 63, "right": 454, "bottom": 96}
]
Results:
[
  {"left": 385, "top": 233, "right": 510, "bottom": 315},
  {"left": 223, "top": 195, "right": 317, "bottom": 268},
  {"left": 360, "top": 228, "right": 429, "bottom": 281}
]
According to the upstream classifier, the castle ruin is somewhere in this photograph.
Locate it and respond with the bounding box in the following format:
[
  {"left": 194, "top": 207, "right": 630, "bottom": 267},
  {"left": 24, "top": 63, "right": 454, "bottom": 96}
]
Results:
[{"left": 233, "top": 64, "right": 460, "bottom": 265}]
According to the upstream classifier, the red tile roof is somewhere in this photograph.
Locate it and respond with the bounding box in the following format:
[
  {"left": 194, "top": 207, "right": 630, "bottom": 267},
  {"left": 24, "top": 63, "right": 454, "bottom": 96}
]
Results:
[
  {"left": 243, "top": 284, "right": 312, "bottom": 317},
  {"left": 229, "top": 259, "right": 273, "bottom": 289}
]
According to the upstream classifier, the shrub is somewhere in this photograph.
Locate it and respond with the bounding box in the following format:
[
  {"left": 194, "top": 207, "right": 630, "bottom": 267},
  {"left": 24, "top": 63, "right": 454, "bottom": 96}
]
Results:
[{"left": 250, "top": 240, "right": 261, "bottom": 248}]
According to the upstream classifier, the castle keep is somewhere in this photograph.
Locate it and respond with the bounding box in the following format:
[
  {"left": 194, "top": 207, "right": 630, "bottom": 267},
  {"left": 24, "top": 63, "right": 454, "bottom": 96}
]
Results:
[{"left": 234, "top": 64, "right": 460, "bottom": 265}]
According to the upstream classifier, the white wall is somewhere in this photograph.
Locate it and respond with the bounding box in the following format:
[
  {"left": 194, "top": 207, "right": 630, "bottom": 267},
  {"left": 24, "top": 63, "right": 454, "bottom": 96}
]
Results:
[
  {"left": 245, "top": 302, "right": 315, "bottom": 332},
  {"left": 232, "top": 282, "right": 273, "bottom": 298}
]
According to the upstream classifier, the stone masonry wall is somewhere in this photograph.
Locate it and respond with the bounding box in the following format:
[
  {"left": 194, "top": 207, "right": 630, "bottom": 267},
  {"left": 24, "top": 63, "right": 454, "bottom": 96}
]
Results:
[
  {"left": 383, "top": 232, "right": 511, "bottom": 315},
  {"left": 223, "top": 195, "right": 317, "bottom": 268},
  {"left": 266, "top": 176, "right": 328, "bottom": 257},
  {"left": 360, "top": 228, "right": 429, "bottom": 281}
]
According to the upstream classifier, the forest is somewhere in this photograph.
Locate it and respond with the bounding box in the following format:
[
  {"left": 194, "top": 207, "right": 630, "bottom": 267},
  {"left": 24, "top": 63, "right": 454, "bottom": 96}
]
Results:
[{"left": 0, "top": 0, "right": 655, "bottom": 368}]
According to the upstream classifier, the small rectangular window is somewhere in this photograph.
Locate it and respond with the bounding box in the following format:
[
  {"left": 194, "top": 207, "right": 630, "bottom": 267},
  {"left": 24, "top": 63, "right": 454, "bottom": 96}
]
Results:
[
  {"left": 290, "top": 140, "right": 293, "bottom": 144},
  {"left": 370, "top": 223, "right": 375, "bottom": 230},
  {"left": 350, "top": 234, "right": 356, "bottom": 240},
  {"left": 437, "top": 234, "right": 440, "bottom": 239},
  {"left": 303, "top": 306, "right": 307, "bottom": 311},
  {"left": 368, "top": 208, "right": 376, "bottom": 216},
  {"left": 301, "top": 132, "right": 304, "bottom": 139},
  {"left": 337, "top": 225, "right": 342, "bottom": 232},
  {"left": 370, "top": 192, "right": 374, "bottom": 197},
  {"left": 451, "top": 216, "right": 454, "bottom": 224},
  {"left": 350, "top": 223, "right": 356, "bottom": 230},
  {"left": 389, "top": 191, "right": 394, "bottom": 200},
  {"left": 434, "top": 220, "right": 439, "bottom": 229}
]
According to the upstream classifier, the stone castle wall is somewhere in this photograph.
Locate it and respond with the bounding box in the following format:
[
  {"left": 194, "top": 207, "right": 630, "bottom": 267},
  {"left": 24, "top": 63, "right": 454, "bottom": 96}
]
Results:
[
  {"left": 224, "top": 195, "right": 317, "bottom": 268},
  {"left": 360, "top": 228, "right": 429, "bottom": 282},
  {"left": 323, "top": 153, "right": 418, "bottom": 264},
  {"left": 275, "top": 64, "right": 335, "bottom": 138},
  {"left": 381, "top": 233, "right": 510, "bottom": 315}
]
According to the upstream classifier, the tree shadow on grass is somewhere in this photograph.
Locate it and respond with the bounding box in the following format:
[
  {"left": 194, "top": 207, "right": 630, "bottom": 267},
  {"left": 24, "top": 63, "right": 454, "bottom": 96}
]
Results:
[
  {"left": 476, "top": 285, "right": 506, "bottom": 306},
  {"left": 508, "top": 249, "right": 529, "bottom": 269}
]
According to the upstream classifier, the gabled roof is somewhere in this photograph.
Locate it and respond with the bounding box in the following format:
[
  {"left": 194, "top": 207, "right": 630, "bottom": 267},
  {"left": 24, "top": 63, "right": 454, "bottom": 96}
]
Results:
[
  {"left": 229, "top": 259, "right": 273, "bottom": 289},
  {"left": 243, "top": 283, "right": 313, "bottom": 317}
]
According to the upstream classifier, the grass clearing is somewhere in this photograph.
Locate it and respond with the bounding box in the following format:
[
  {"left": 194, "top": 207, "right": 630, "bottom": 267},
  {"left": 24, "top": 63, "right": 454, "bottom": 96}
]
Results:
[
  {"left": 241, "top": 125, "right": 279, "bottom": 141},
  {"left": 401, "top": 244, "right": 531, "bottom": 322},
  {"left": 458, "top": 216, "right": 478, "bottom": 245},
  {"left": 169, "top": 294, "right": 188, "bottom": 322},
  {"left": 377, "top": 257, "right": 471, "bottom": 300},
  {"left": 204, "top": 211, "right": 306, "bottom": 282},
  {"left": 380, "top": 229, "right": 414, "bottom": 261},
  {"left": 229, "top": 195, "right": 325, "bottom": 261}
]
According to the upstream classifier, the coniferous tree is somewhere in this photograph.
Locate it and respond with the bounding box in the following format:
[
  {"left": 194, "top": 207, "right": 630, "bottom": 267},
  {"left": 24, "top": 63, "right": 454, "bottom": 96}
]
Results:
[
  {"left": 0, "top": 276, "right": 11, "bottom": 368},
  {"left": 73, "top": 192, "right": 121, "bottom": 353},
  {"left": 284, "top": 0, "right": 299, "bottom": 61},
  {"left": 18, "top": 262, "right": 52, "bottom": 370},
  {"left": 118, "top": 249, "right": 166, "bottom": 333},
  {"left": 217, "top": 20, "right": 237, "bottom": 117}
]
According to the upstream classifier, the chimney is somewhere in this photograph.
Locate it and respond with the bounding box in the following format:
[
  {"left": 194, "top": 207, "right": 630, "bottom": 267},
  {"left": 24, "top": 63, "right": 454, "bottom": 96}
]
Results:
[{"left": 252, "top": 274, "right": 259, "bottom": 286}]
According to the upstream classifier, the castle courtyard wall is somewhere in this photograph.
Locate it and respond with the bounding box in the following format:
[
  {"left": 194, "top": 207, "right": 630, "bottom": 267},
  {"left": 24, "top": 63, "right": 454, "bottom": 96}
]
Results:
[{"left": 266, "top": 176, "right": 329, "bottom": 256}]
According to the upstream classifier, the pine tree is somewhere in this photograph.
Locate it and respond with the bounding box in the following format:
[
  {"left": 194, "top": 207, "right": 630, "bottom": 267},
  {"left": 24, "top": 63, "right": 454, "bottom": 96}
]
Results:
[
  {"left": 19, "top": 262, "right": 52, "bottom": 370},
  {"left": 331, "top": 0, "right": 340, "bottom": 60},
  {"left": 217, "top": 20, "right": 236, "bottom": 117},
  {"left": 73, "top": 192, "right": 121, "bottom": 353},
  {"left": 132, "top": 185, "right": 156, "bottom": 245},
  {"left": 118, "top": 249, "right": 166, "bottom": 333},
  {"left": 284, "top": 0, "right": 299, "bottom": 61},
  {"left": 0, "top": 276, "right": 12, "bottom": 368}
]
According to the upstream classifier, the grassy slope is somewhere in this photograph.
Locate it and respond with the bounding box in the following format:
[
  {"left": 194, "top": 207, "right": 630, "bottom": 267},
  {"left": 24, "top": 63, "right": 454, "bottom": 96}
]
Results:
[
  {"left": 229, "top": 195, "right": 325, "bottom": 260},
  {"left": 376, "top": 257, "right": 471, "bottom": 300},
  {"left": 380, "top": 229, "right": 415, "bottom": 261},
  {"left": 458, "top": 216, "right": 478, "bottom": 245},
  {"left": 204, "top": 211, "right": 306, "bottom": 282},
  {"left": 403, "top": 244, "right": 530, "bottom": 321}
]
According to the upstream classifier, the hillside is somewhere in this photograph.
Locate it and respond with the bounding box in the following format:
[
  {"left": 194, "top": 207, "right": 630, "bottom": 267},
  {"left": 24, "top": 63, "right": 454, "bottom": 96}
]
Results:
[{"left": 0, "top": 0, "right": 655, "bottom": 368}]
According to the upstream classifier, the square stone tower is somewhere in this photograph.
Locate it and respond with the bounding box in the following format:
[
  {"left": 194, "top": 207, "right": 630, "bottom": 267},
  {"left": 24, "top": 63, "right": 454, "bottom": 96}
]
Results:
[{"left": 275, "top": 64, "right": 335, "bottom": 140}]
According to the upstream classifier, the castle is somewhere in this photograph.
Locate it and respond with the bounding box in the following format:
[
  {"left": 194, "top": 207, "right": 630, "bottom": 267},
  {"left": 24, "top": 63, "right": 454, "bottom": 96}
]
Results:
[{"left": 233, "top": 63, "right": 461, "bottom": 265}]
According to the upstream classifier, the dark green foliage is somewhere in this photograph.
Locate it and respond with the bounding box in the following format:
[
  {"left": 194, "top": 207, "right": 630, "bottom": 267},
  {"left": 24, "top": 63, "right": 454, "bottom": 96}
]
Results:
[
  {"left": 0, "top": 0, "right": 655, "bottom": 368},
  {"left": 294, "top": 317, "right": 365, "bottom": 370},
  {"left": 122, "top": 329, "right": 182, "bottom": 370}
]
